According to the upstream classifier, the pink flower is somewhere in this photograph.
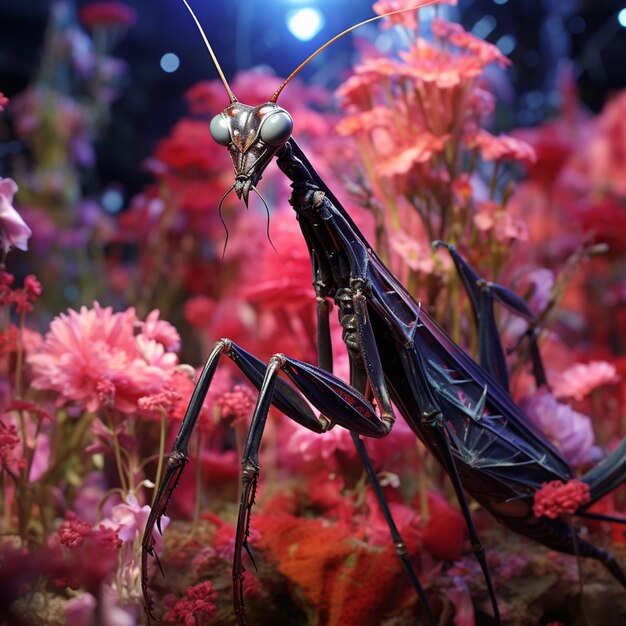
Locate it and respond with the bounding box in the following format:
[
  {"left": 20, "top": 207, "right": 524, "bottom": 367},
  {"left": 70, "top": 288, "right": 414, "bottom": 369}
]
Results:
[
  {"left": 473, "top": 200, "right": 528, "bottom": 242},
  {"left": 216, "top": 385, "right": 255, "bottom": 425},
  {"left": 520, "top": 388, "right": 597, "bottom": 467},
  {"left": 533, "top": 479, "right": 590, "bottom": 519},
  {"left": 378, "top": 133, "right": 447, "bottom": 177},
  {"left": 287, "top": 424, "right": 355, "bottom": 463},
  {"left": 432, "top": 18, "right": 508, "bottom": 67},
  {"left": 470, "top": 130, "right": 537, "bottom": 163},
  {"left": 0, "top": 177, "right": 32, "bottom": 253},
  {"left": 588, "top": 90, "right": 626, "bottom": 195},
  {"left": 78, "top": 1, "right": 136, "bottom": 28},
  {"left": 138, "top": 388, "right": 182, "bottom": 414},
  {"left": 0, "top": 92, "right": 8, "bottom": 110},
  {"left": 101, "top": 492, "right": 169, "bottom": 553},
  {"left": 65, "top": 593, "right": 97, "bottom": 626},
  {"left": 27, "top": 303, "right": 179, "bottom": 413},
  {"left": 389, "top": 231, "right": 435, "bottom": 273},
  {"left": 140, "top": 310, "right": 181, "bottom": 352},
  {"left": 551, "top": 361, "right": 620, "bottom": 401},
  {"left": 442, "top": 577, "right": 475, "bottom": 626}
]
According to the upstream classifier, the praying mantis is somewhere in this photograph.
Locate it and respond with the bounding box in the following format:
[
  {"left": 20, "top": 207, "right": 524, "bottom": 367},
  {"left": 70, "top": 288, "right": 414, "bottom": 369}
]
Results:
[{"left": 142, "top": 2, "right": 626, "bottom": 624}]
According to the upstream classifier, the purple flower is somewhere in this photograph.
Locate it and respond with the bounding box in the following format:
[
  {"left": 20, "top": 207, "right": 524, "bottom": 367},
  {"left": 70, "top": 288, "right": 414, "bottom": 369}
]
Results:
[
  {"left": 0, "top": 178, "right": 31, "bottom": 253},
  {"left": 520, "top": 388, "right": 599, "bottom": 467}
]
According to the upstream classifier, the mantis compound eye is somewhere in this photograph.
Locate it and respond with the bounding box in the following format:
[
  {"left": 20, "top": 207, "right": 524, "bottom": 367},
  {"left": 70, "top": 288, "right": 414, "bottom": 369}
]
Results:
[
  {"left": 260, "top": 110, "right": 293, "bottom": 147},
  {"left": 210, "top": 113, "right": 231, "bottom": 145}
]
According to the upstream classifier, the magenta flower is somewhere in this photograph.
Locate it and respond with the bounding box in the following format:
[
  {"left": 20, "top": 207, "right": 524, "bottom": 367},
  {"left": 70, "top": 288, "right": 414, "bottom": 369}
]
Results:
[
  {"left": 551, "top": 360, "right": 620, "bottom": 401},
  {"left": 27, "top": 303, "right": 179, "bottom": 413},
  {"left": 0, "top": 178, "right": 32, "bottom": 254}
]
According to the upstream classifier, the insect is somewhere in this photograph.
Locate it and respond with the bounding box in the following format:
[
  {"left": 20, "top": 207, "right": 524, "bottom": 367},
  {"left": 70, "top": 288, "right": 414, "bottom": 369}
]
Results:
[{"left": 142, "top": 2, "right": 626, "bottom": 624}]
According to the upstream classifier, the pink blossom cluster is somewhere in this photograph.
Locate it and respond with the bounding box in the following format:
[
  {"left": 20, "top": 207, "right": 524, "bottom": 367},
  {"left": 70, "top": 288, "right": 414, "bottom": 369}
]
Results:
[{"left": 27, "top": 303, "right": 180, "bottom": 414}]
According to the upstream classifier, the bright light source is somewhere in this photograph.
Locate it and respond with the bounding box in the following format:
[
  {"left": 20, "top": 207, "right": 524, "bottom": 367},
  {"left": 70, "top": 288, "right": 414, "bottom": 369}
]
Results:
[
  {"left": 286, "top": 7, "right": 325, "bottom": 41},
  {"left": 160, "top": 52, "right": 180, "bottom": 73},
  {"left": 619, "top": 8, "right": 626, "bottom": 27}
]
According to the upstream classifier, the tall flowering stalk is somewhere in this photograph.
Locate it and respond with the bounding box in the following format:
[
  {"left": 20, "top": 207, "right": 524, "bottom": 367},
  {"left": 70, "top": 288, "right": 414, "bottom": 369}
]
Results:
[{"left": 336, "top": 7, "right": 535, "bottom": 346}]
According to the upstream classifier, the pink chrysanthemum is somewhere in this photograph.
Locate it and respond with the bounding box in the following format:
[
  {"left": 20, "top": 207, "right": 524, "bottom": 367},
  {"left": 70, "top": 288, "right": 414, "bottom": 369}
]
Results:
[
  {"left": 533, "top": 479, "right": 590, "bottom": 519},
  {"left": 551, "top": 360, "right": 620, "bottom": 401},
  {"left": 27, "top": 303, "right": 179, "bottom": 413}
]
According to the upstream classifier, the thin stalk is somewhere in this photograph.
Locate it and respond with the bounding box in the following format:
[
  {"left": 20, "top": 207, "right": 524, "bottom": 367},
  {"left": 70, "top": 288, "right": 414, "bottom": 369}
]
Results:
[
  {"left": 569, "top": 521, "right": 591, "bottom": 626},
  {"left": 107, "top": 414, "right": 128, "bottom": 495},
  {"left": 151, "top": 408, "right": 168, "bottom": 507},
  {"left": 14, "top": 310, "right": 25, "bottom": 398},
  {"left": 189, "top": 432, "right": 204, "bottom": 538}
]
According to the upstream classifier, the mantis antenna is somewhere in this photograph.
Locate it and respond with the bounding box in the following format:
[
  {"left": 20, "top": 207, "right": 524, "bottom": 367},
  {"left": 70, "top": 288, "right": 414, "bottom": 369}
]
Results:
[
  {"left": 181, "top": 0, "right": 238, "bottom": 103},
  {"left": 181, "top": 0, "right": 440, "bottom": 105},
  {"left": 270, "top": 0, "right": 440, "bottom": 102}
]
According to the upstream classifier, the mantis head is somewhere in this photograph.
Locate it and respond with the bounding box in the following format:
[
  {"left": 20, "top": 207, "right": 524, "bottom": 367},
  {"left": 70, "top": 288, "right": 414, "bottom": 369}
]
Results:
[{"left": 209, "top": 102, "right": 293, "bottom": 206}]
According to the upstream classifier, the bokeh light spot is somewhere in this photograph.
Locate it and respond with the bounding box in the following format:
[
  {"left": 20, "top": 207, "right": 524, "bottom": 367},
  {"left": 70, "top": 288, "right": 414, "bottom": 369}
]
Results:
[
  {"left": 286, "top": 8, "right": 325, "bottom": 41},
  {"left": 160, "top": 52, "right": 180, "bottom": 73}
]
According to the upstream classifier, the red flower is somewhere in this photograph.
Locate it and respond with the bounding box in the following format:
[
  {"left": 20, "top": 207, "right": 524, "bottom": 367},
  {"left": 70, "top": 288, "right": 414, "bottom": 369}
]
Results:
[
  {"left": 0, "top": 326, "right": 18, "bottom": 355},
  {"left": 58, "top": 512, "right": 92, "bottom": 549},
  {"left": 183, "top": 295, "right": 216, "bottom": 330},
  {"left": 0, "top": 419, "right": 24, "bottom": 472},
  {"left": 163, "top": 581, "right": 218, "bottom": 626},
  {"left": 533, "top": 479, "right": 591, "bottom": 519},
  {"left": 78, "top": 2, "right": 137, "bottom": 28},
  {"left": 419, "top": 491, "right": 466, "bottom": 561}
]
